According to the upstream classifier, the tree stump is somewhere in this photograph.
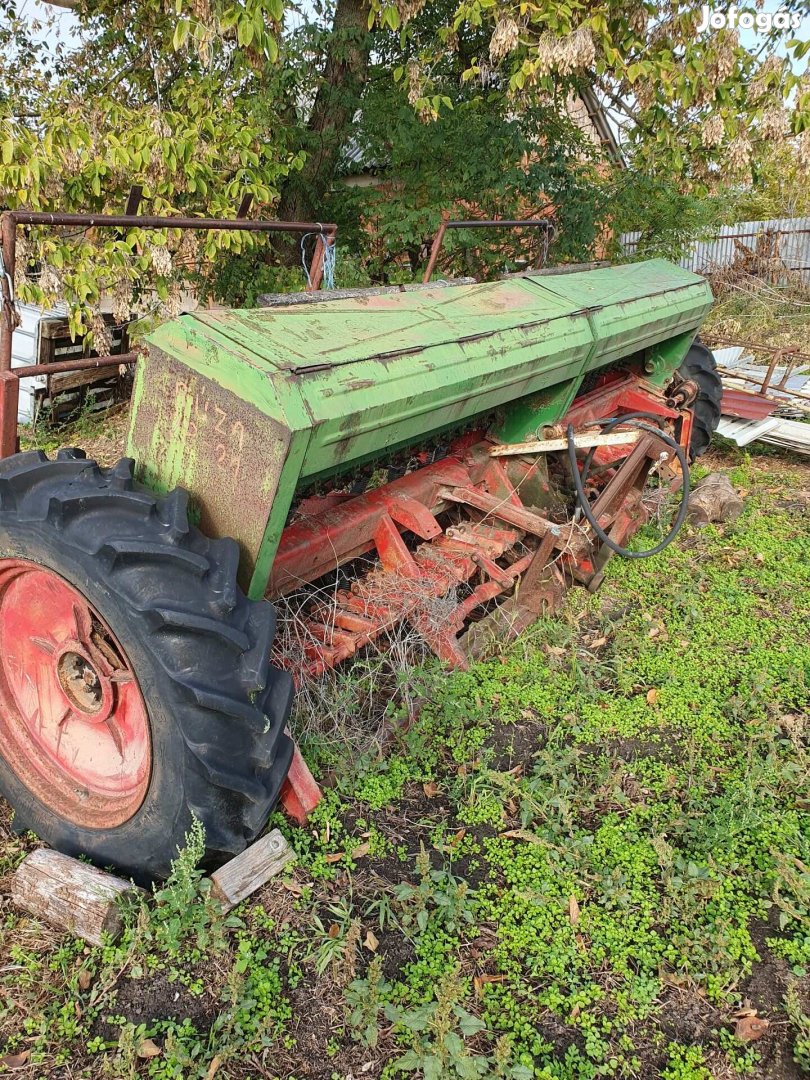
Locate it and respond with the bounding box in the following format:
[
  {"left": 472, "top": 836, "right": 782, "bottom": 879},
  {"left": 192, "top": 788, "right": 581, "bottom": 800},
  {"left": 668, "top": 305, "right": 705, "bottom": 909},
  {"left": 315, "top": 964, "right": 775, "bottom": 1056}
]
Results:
[
  {"left": 686, "top": 473, "right": 744, "bottom": 526},
  {"left": 11, "top": 849, "right": 144, "bottom": 945}
]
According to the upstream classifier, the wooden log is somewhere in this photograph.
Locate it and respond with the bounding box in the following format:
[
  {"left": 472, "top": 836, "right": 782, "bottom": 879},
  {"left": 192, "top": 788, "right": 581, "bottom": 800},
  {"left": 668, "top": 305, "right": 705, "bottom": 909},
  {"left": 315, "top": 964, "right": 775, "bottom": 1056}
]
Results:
[
  {"left": 489, "top": 430, "right": 640, "bottom": 457},
  {"left": 686, "top": 472, "right": 744, "bottom": 526},
  {"left": 209, "top": 829, "right": 296, "bottom": 913},
  {"left": 11, "top": 849, "right": 145, "bottom": 946}
]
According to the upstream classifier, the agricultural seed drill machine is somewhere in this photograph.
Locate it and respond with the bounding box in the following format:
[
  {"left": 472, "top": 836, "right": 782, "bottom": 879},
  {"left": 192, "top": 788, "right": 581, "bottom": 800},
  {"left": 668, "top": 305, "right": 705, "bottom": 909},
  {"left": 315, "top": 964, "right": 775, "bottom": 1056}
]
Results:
[{"left": 0, "top": 258, "right": 720, "bottom": 881}]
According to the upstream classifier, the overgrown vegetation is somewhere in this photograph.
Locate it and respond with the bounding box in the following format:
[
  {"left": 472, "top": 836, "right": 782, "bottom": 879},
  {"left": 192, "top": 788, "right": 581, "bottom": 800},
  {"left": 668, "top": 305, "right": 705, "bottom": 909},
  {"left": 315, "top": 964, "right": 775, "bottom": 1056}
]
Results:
[
  {"left": 703, "top": 264, "right": 810, "bottom": 355},
  {"left": 1, "top": 0, "right": 808, "bottom": 335},
  {"left": 1, "top": 448, "right": 808, "bottom": 1078}
]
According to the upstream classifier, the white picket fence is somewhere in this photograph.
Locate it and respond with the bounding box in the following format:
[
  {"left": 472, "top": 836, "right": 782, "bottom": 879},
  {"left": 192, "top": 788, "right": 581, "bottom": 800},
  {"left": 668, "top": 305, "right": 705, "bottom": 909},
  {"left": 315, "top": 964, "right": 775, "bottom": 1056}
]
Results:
[{"left": 621, "top": 216, "right": 810, "bottom": 280}]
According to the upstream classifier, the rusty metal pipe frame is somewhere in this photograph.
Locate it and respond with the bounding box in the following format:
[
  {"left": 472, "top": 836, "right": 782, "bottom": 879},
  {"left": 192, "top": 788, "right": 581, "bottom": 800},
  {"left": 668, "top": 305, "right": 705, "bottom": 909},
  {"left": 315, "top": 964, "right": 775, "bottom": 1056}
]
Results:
[
  {"left": 0, "top": 210, "right": 338, "bottom": 371},
  {"left": 422, "top": 212, "right": 555, "bottom": 283},
  {"left": 702, "top": 333, "right": 810, "bottom": 397},
  {"left": 0, "top": 351, "right": 138, "bottom": 459},
  {"left": 3, "top": 211, "right": 338, "bottom": 233},
  {"left": 0, "top": 210, "right": 338, "bottom": 457},
  {"left": 13, "top": 350, "right": 138, "bottom": 378}
]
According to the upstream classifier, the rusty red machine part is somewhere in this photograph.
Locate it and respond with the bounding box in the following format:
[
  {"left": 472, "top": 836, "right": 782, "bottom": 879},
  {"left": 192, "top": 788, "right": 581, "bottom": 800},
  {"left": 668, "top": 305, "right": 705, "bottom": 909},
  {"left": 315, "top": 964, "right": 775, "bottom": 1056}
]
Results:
[
  {"left": 269, "top": 373, "right": 686, "bottom": 688},
  {"left": 422, "top": 210, "right": 556, "bottom": 283}
]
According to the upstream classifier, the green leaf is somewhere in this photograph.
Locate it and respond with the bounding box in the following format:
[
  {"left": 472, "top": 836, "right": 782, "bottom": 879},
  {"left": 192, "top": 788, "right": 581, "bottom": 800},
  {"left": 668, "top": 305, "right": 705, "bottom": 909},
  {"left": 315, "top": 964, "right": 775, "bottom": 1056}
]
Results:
[
  {"left": 172, "top": 18, "right": 191, "bottom": 50},
  {"left": 456, "top": 1008, "right": 486, "bottom": 1037},
  {"left": 237, "top": 17, "right": 255, "bottom": 46},
  {"left": 422, "top": 1056, "right": 443, "bottom": 1080}
]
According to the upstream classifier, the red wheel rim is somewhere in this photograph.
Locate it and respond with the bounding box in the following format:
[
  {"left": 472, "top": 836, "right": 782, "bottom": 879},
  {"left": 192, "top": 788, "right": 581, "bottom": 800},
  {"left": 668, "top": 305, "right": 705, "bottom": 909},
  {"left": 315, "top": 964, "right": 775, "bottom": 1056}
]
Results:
[{"left": 0, "top": 559, "right": 151, "bottom": 828}]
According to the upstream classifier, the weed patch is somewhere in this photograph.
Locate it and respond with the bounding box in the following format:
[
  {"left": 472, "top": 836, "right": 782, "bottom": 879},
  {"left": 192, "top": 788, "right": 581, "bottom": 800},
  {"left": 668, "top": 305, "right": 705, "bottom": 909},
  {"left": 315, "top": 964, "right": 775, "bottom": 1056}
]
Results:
[{"left": 0, "top": 454, "right": 808, "bottom": 1078}]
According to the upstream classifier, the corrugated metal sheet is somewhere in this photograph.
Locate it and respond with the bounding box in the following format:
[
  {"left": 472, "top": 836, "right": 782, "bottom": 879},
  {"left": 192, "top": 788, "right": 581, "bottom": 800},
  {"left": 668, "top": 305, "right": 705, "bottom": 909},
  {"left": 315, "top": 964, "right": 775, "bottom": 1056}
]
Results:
[
  {"left": 713, "top": 346, "right": 748, "bottom": 367},
  {"left": 716, "top": 415, "right": 810, "bottom": 454},
  {"left": 758, "top": 419, "right": 810, "bottom": 455},
  {"left": 621, "top": 216, "right": 810, "bottom": 282},
  {"left": 720, "top": 387, "right": 780, "bottom": 420},
  {"left": 716, "top": 416, "right": 781, "bottom": 446}
]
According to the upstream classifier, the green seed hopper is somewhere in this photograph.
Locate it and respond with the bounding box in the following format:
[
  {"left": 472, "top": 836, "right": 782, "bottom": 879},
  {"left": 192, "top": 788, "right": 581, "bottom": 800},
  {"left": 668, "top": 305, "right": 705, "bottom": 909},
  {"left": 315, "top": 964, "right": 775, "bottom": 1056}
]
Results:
[{"left": 127, "top": 258, "right": 712, "bottom": 600}]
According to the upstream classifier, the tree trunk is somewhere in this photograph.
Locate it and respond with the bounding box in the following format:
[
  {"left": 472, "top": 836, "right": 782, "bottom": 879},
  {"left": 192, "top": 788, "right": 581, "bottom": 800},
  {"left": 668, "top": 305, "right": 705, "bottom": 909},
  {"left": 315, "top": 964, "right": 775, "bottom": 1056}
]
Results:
[{"left": 276, "top": 0, "right": 372, "bottom": 256}]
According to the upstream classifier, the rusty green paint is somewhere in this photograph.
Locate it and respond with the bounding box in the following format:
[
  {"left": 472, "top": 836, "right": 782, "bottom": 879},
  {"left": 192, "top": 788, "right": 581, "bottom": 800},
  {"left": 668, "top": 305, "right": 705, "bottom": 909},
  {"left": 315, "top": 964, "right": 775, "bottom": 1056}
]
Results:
[{"left": 127, "top": 258, "right": 713, "bottom": 596}]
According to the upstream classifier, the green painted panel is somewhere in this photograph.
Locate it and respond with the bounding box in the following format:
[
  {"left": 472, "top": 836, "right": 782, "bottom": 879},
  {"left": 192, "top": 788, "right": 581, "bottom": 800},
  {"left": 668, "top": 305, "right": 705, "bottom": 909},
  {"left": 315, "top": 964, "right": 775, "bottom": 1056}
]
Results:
[
  {"left": 128, "top": 258, "right": 713, "bottom": 595},
  {"left": 191, "top": 277, "right": 584, "bottom": 370}
]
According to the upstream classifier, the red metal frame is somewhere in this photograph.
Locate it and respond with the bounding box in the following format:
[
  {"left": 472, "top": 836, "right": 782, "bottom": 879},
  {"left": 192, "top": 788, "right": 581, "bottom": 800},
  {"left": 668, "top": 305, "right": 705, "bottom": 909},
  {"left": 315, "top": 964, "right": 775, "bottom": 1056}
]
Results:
[
  {"left": 423, "top": 209, "right": 555, "bottom": 283},
  {"left": 271, "top": 375, "right": 687, "bottom": 687}
]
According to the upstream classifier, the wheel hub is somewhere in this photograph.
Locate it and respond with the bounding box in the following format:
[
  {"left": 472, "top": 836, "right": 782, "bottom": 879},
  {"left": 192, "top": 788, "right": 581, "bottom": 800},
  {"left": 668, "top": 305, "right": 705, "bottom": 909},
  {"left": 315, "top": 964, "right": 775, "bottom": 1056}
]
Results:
[
  {"left": 55, "top": 643, "right": 114, "bottom": 722},
  {"left": 0, "top": 559, "right": 151, "bottom": 829}
]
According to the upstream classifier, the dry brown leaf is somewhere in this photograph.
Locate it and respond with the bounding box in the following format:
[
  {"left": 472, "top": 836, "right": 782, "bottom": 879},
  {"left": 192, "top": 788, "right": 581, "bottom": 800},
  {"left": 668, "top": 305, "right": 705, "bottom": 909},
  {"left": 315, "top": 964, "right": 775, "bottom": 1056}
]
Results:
[
  {"left": 327, "top": 923, "right": 341, "bottom": 939},
  {"left": 501, "top": 829, "right": 542, "bottom": 844},
  {"left": 646, "top": 688, "right": 660, "bottom": 706},
  {"left": 590, "top": 637, "right": 608, "bottom": 649},
  {"left": 660, "top": 971, "right": 688, "bottom": 988},
  {"left": 735, "top": 1015, "right": 769, "bottom": 1043},
  {"left": 282, "top": 879, "right": 305, "bottom": 895},
  {"left": 204, "top": 1055, "right": 222, "bottom": 1080},
  {"left": 352, "top": 842, "right": 370, "bottom": 860},
  {"left": 570, "top": 1003, "right": 581, "bottom": 1019},
  {"left": 449, "top": 828, "right": 467, "bottom": 848},
  {"left": 473, "top": 974, "right": 506, "bottom": 997},
  {"left": 77, "top": 969, "right": 92, "bottom": 991},
  {"left": 324, "top": 852, "right": 344, "bottom": 864},
  {"left": 364, "top": 929, "right": 379, "bottom": 952},
  {"left": 568, "top": 896, "right": 581, "bottom": 925},
  {"left": 137, "top": 1039, "right": 162, "bottom": 1059},
  {"left": 422, "top": 782, "right": 439, "bottom": 798},
  {"left": 0, "top": 1052, "right": 30, "bottom": 1069}
]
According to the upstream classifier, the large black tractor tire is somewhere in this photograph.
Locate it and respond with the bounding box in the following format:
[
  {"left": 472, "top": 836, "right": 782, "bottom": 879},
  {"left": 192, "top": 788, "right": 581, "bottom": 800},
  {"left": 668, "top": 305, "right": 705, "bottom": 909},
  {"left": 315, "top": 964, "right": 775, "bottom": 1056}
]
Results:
[
  {"left": 0, "top": 450, "right": 293, "bottom": 884},
  {"left": 679, "top": 342, "right": 723, "bottom": 460}
]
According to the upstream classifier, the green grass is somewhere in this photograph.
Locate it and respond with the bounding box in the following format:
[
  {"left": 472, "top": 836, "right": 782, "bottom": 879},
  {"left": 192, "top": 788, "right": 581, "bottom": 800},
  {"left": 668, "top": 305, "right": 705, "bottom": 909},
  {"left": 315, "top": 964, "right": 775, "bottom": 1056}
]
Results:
[{"left": 1, "top": 454, "right": 809, "bottom": 1079}]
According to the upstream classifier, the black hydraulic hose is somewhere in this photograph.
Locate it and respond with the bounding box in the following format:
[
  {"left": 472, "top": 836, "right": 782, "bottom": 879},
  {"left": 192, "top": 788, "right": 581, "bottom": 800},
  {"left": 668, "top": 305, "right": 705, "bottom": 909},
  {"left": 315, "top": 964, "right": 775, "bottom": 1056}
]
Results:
[
  {"left": 580, "top": 410, "right": 667, "bottom": 479},
  {"left": 566, "top": 415, "right": 690, "bottom": 559}
]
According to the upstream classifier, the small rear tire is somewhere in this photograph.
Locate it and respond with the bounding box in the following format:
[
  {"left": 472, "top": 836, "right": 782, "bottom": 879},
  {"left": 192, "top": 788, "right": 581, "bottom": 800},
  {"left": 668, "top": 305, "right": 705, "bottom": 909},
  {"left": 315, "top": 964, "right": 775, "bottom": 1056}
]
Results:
[
  {"left": 679, "top": 342, "right": 722, "bottom": 460},
  {"left": 0, "top": 450, "right": 293, "bottom": 884}
]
